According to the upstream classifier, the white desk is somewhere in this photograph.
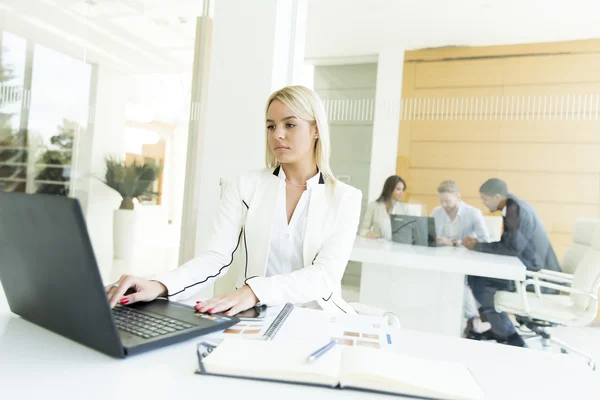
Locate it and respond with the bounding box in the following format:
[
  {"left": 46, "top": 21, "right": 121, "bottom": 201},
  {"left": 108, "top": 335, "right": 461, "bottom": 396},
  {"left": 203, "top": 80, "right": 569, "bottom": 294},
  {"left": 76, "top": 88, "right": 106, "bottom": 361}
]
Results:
[
  {"left": 0, "top": 287, "right": 597, "bottom": 400},
  {"left": 350, "top": 236, "right": 527, "bottom": 337}
]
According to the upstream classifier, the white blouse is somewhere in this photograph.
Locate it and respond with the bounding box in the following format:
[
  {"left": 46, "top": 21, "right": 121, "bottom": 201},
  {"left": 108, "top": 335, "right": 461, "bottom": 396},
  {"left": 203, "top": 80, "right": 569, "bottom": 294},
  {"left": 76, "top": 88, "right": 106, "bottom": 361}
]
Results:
[
  {"left": 265, "top": 168, "right": 321, "bottom": 277},
  {"left": 359, "top": 200, "right": 419, "bottom": 240}
]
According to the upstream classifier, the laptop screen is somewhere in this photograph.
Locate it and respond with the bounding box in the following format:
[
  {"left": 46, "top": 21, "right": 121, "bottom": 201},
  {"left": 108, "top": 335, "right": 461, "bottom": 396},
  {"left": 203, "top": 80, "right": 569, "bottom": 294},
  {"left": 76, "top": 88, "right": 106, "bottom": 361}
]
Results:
[{"left": 390, "top": 214, "right": 437, "bottom": 247}]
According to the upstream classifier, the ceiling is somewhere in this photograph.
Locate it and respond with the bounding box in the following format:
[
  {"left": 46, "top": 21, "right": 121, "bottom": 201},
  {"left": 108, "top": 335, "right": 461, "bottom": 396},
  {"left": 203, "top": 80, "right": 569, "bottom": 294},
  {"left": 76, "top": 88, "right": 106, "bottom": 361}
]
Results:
[
  {"left": 305, "top": 0, "right": 600, "bottom": 60},
  {"left": 0, "top": 0, "right": 206, "bottom": 73},
  {"left": 2, "top": 0, "right": 600, "bottom": 73}
]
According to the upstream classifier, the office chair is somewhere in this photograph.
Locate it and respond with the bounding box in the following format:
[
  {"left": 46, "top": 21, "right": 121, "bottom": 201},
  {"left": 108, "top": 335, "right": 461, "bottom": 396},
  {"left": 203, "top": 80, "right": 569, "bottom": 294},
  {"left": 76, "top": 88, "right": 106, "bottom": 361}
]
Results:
[{"left": 494, "top": 218, "right": 600, "bottom": 370}]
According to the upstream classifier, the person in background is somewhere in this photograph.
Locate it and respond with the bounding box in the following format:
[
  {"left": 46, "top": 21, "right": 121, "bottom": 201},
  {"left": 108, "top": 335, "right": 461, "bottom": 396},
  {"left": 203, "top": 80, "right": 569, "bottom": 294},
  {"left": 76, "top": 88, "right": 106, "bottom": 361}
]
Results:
[
  {"left": 429, "top": 180, "right": 491, "bottom": 335},
  {"left": 462, "top": 178, "right": 561, "bottom": 347},
  {"left": 360, "top": 175, "right": 417, "bottom": 240}
]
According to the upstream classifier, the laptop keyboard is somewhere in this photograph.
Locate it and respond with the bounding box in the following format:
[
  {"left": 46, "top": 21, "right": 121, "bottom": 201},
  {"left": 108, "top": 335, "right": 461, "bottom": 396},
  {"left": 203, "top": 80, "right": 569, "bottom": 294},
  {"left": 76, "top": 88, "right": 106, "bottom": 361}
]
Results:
[{"left": 112, "top": 305, "right": 194, "bottom": 339}]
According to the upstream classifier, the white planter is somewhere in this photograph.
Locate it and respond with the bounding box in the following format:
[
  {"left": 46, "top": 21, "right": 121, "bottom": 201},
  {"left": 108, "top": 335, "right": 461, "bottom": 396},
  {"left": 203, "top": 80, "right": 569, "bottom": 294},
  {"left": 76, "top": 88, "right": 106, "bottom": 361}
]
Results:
[{"left": 113, "top": 209, "right": 140, "bottom": 260}]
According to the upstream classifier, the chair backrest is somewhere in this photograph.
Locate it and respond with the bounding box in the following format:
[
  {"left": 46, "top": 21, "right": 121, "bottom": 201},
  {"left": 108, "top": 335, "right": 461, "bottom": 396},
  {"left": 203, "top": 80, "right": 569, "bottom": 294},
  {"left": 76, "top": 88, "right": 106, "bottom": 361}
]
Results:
[
  {"left": 570, "top": 226, "right": 600, "bottom": 311},
  {"left": 561, "top": 218, "right": 600, "bottom": 275},
  {"left": 483, "top": 216, "right": 502, "bottom": 242}
]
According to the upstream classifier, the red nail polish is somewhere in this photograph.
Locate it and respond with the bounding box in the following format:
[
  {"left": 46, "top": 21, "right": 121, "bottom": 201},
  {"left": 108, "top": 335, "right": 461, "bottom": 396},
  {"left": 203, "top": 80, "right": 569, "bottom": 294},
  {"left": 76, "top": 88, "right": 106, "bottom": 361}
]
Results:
[
  {"left": 196, "top": 300, "right": 202, "bottom": 304},
  {"left": 120, "top": 298, "right": 129, "bottom": 305}
]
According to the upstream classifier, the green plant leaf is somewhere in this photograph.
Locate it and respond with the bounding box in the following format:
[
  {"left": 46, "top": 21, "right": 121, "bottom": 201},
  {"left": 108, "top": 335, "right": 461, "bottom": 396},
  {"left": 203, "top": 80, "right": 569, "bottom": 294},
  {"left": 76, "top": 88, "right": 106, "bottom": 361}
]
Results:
[{"left": 101, "top": 156, "right": 162, "bottom": 206}]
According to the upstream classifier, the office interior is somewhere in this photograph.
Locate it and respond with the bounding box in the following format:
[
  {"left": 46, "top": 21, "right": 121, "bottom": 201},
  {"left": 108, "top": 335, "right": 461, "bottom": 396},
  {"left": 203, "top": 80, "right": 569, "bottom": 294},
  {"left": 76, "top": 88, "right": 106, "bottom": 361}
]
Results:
[{"left": 1, "top": 0, "right": 600, "bottom": 396}]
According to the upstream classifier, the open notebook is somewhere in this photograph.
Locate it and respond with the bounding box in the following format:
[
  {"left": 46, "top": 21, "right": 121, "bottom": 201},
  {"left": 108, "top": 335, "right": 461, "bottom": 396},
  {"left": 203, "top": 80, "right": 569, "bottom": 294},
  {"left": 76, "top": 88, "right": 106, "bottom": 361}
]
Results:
[{"left": 196, "top": 338, "right": 485, "bottom": 400}]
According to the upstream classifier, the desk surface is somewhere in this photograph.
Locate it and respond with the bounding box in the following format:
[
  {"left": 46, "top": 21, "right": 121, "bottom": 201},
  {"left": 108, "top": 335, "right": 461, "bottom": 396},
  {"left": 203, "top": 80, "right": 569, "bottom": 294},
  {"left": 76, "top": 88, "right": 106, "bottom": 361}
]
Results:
[
  {"left": 1, "top": 285, "right": 597, "bottom": 400},
  {"left": 351, "top": 236, "right": 526, "bottom": 281}
]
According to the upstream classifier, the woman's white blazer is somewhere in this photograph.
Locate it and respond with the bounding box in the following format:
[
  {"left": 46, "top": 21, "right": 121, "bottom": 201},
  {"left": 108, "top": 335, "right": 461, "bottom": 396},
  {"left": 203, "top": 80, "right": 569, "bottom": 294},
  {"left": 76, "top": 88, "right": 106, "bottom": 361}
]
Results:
[{"left": 158, "top": 166, "right": 363, "bottom": 313}]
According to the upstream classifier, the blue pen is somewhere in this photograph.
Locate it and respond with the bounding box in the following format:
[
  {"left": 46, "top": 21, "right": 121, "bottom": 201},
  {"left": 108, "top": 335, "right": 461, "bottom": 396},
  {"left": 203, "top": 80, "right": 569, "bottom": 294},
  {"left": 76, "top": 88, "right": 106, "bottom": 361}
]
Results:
[{"left": 306, "top": 340, "right": 337, "bottom": 363}]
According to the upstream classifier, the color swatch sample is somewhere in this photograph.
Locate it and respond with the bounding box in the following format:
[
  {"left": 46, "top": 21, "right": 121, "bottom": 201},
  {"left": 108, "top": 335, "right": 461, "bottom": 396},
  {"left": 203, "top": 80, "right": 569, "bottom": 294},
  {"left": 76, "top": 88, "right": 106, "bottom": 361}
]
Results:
[
  {"left": 223, "top": 324, "right": 265, "bottom": 336},
  {"left": 327, "top": 314, "right": 389, "bottom": 349},
  {"left": 332, "top": 331, "right": 381, "bottom": 349}
]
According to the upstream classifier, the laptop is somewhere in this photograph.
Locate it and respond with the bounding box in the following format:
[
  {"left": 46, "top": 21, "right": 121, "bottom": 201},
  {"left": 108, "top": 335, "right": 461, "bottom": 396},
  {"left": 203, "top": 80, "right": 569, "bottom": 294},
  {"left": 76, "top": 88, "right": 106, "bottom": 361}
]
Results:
[
  {"left": 390, "top": 214, "right": 437, "bottom": 247},
  {"left": 0, "top": 192, "right": 239, "bottom": 358}
]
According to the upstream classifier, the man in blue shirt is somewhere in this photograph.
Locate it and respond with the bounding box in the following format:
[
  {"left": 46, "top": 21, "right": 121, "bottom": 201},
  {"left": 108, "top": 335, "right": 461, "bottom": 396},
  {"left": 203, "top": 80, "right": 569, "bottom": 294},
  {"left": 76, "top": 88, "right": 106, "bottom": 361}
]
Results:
[
  {"left": 462, "top": 178, "right": 561, "bottom": 347},
  {"left": 430, "top": 180, "right": 492, "bottom": 335}
]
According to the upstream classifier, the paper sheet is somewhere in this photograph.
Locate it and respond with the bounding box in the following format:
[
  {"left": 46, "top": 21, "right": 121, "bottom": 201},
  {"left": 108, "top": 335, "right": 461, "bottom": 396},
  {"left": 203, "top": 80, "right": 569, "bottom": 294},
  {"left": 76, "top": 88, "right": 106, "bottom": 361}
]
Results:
[
  {"left": 275, "top": 308, "right": 393, "bottom": 349},
  {"left": 198, "top": 306, "right": 394, "bottom": 350}
]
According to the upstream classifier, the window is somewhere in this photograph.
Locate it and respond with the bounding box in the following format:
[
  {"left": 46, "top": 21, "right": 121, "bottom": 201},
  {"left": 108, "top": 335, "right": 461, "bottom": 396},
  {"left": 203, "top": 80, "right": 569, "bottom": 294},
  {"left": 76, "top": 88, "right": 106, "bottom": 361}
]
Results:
[
  {"left": 0, "top": 31, "right": 27, "bottom": 192},
  {"left": 0, "top": 31, "right": 94, "bottom": 195}
]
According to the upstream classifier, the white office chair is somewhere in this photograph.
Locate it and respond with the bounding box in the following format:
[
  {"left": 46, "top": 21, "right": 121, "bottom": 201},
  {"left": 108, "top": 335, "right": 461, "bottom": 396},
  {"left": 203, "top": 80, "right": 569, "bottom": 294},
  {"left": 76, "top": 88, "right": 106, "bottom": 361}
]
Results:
[
  {"left": 494, "top": 218, "right": 600, "bottom": 370},
  {"left": 483, "top": 215, "right": 502, "bottom": 242}
]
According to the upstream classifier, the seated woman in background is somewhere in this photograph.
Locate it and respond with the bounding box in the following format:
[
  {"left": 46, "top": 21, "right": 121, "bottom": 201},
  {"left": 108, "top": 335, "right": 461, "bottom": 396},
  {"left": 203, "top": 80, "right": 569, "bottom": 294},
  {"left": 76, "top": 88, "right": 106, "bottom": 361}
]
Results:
[{"left": 360, "top": 175, "right": 419, "bottom": 240}]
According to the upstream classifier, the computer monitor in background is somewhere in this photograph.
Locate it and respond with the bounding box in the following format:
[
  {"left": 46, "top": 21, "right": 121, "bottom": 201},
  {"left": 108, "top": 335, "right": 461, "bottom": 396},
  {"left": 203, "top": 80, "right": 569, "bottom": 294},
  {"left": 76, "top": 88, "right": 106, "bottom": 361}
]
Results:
[{"left": 390, "top": 214, "right": 437, "bottom": 247}]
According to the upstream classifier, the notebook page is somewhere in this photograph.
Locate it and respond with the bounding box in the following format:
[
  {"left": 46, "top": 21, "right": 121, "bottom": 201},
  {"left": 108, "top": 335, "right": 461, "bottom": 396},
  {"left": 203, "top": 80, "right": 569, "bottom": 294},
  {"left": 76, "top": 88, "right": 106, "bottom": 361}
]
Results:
[
  {"left": 202, "top": 338, "right": 342, "bottom": 387},
  {"left": 339, "top": 346, "right": 485, "bottom": 400},
  {"left": 274, "top": 307, "right": 332, "bottom": 342}
]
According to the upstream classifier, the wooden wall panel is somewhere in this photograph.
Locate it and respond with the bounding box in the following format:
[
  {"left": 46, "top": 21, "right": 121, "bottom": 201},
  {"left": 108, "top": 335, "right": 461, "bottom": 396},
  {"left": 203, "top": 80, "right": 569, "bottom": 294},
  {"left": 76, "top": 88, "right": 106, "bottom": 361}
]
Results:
[
  {"left": 410, "top": 121, "right": 600, "bottom": 144},
  {"left": 410, "top": 143, "right": 600, "bottom": 173},
  {"left": 409, "top": 169, "right": 600, "bottom": 205},
  {"left": 502, "top": 83, "right": 600, "bottom": 96},
  {"left": 503, "top": 54, "right": 600, "bottom": 85},
  {"left": 415, "top": 59, "right": 505, "bottom": 88},
  {"left": 399, "top": 39, "right": 600, "bottom": 261},
  {"left": 405, "top": 39, "right": 600, "bottom": 63},
  {"left": 397, "top": 63, "right": 417, "bottom": 182}
]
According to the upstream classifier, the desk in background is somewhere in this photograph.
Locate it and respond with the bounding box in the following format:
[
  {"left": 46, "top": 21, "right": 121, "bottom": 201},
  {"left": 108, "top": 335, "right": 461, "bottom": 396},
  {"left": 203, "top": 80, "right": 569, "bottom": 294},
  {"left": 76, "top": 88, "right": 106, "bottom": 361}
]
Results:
[
  {"left": 0, "top": 284, "right": 597, "bottom": 400},
  {"left": 350, "top": 236, "right": 526, "bottom": 337}
]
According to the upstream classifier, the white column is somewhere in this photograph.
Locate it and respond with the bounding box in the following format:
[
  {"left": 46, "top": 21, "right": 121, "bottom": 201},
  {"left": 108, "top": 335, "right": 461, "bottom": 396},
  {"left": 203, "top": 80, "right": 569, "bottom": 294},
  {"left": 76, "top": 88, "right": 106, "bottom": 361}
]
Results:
[
  {"left": 178, "top": 0, "right": 307, "bottom": 297},
  {"left": 84, "top": 67, "right": 128, "bottom": 273},
  {"left": 368, "top": 49, "right": 405, "bottom": 202}
]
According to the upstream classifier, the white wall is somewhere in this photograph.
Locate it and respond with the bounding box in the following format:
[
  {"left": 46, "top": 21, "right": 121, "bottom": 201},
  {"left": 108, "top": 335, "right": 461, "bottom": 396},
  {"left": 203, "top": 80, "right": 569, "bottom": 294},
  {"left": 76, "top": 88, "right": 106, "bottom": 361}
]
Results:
[
  {"left": 192, "top": 0, "right": 304, "bottom": 253},
  {"left": 305, "top": 0, "right": 600, "bottom": 59},
  {"left": 85, "top": 66, "right": 127, "bottom": 269},
  {"left": 368, "top": 49, "right": 404, "bottom": 202}
]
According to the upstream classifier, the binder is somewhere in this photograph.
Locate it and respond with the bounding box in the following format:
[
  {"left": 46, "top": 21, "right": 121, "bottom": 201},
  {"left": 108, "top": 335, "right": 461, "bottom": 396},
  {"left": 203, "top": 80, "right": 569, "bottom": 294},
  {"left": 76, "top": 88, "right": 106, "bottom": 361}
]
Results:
[{"left": 263, "top": 302, "right": 294, "bottom": 340}]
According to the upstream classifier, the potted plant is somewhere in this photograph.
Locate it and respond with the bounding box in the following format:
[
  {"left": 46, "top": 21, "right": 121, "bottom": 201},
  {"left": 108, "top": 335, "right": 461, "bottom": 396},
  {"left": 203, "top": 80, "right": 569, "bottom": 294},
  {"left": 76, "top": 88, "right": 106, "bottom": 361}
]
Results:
[{"left": 101, "top": 156, "right": 162, "bottom": 259}]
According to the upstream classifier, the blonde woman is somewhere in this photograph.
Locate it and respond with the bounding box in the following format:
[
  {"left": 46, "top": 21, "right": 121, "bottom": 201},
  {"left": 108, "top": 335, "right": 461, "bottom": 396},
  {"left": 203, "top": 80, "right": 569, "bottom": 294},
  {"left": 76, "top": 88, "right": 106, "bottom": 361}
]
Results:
[
  {"left": 106, "top": 86, "right": 362, "bottom": 315},
  {"left": 360, "top": 175, "right": 416, "bottom": 240}
]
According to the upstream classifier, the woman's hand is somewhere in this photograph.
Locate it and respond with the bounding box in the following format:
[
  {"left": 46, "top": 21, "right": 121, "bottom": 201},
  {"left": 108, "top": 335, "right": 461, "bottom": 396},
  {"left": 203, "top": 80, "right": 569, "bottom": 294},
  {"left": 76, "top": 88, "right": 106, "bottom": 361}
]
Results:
[
  {"left": 105, "top": 275, "right": 167, "bottom": 309},
  {"left": 366, "top": 231, "right": 382, "bottom": 239},
  {"left": 195, "top": 286, "right": 259, "bottom": 316}
]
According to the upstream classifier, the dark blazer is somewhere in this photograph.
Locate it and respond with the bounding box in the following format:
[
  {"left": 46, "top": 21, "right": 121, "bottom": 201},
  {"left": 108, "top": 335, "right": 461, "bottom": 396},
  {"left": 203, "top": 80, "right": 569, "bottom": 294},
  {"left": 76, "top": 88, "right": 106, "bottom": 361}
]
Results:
[{"left": 474, "top": 194, "right": 561, "bottom": 272}]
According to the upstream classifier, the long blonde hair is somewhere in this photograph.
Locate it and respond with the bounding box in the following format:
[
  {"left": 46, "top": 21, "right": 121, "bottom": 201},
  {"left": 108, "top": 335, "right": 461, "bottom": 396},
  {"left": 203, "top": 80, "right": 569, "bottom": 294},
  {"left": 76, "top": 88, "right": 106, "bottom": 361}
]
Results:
[{"left": 265, "top": 85, "right": 335, "bottom": 185}]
